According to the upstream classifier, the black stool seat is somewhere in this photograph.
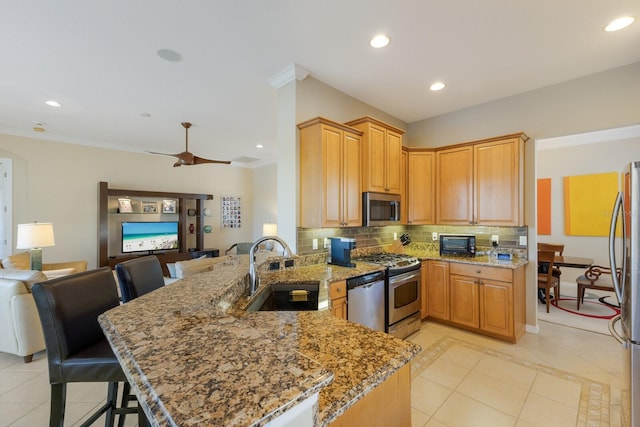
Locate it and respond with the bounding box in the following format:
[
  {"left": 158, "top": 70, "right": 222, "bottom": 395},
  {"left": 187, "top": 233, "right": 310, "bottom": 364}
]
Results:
[
  {"left": 115, "top": 255, "right": 165, "bottom": 303},
  {"left": 58, "top": 339, "right": 126, "bottom": 383}
]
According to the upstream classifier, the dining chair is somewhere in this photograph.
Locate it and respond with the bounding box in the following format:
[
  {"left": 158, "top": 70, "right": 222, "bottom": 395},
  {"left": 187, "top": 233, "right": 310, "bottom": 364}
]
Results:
[
  {"left": 31, "top": 267, "right": 143, "bottom": 427},
  {"left": 538, "top": 250, "right": 560, "bottom": 313},
  {"left": 115, "top": 255, "right": 165, "bottom": 303},
  {"left": 537, "top": 242, "right": 565, "bottom": 298},
  {"left": 576, "top": 265, "right": 620, "bottom": 310}
]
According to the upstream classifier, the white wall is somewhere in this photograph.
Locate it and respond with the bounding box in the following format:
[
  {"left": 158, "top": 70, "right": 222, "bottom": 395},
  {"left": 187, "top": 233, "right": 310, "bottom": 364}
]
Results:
[
  {"left": 537, "top": 130, "right": 640, "bottom": 283},
  {"left": 0, "top": 134, "right": 255, "bottom": 268},
  {"left": 252, "top": 163, "right": 278, "bottom": 241}
]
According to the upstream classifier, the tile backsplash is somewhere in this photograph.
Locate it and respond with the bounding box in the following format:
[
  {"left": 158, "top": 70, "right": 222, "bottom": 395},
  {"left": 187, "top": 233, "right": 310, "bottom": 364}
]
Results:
[{"left": 297, "top": 224, "right": 528, "bottom": 255}]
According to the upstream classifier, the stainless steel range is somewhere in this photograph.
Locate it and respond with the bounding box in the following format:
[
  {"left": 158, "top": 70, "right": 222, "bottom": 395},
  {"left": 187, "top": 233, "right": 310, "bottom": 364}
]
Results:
[{"left": 353, "top": 253, "right": 422, "bottom": 339}]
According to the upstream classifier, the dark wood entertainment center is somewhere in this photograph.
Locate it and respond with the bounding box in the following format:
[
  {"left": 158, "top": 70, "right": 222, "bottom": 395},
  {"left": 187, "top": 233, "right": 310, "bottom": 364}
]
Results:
[{"left": 98, "top": 182, "right": 215, "bottom": 275}]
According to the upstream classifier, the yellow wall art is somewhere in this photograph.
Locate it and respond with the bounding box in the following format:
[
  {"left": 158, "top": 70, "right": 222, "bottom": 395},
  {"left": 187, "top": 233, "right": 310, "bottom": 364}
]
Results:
[{"left": 563, "top": 172, "right": 618, "bottom": 236}]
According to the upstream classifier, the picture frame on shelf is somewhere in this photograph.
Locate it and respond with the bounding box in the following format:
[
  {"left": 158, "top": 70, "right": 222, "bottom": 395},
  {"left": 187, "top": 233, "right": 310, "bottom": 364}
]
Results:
[
  {"left": 142, "top": 201, "right": 158, "bottom": 213},
  {"left": 118, "top": 198, "right": 133, "bottom": 213},
  {"left": 162, "top": 199, "right": 177, "bottom": 214}
]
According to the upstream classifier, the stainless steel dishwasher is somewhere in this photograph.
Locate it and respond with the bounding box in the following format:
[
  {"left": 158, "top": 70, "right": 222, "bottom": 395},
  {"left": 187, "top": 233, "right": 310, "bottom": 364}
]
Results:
[{"left": 346, "top": 271, "right": 386, "bottom": 332}]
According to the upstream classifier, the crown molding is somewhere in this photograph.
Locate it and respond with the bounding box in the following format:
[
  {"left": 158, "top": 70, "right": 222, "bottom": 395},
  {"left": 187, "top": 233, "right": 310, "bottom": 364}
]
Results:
[
  {"left": 537, "top": 123, "right": 640, "bottom": 150},
  {"left": 269, "top": 64, "right": 311, "bottom": 89}
]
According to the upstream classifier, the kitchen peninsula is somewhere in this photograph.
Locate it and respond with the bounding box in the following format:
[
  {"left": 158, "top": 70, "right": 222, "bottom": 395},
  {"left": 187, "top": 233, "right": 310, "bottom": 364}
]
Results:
[{"left": 98, "top": 256, "right": 421, "bottom": 426}]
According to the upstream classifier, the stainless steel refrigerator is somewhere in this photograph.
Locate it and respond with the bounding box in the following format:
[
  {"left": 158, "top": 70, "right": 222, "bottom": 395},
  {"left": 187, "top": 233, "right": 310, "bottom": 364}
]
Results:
[{"left": 609, "top": 161, "right": 640, "bottom": 427}]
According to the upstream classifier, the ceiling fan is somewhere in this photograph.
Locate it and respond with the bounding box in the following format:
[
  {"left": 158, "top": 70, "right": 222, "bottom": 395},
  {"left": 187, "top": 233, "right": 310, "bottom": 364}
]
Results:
[{"left": 149, "top": 122, "right": 231, "bottom": 167}]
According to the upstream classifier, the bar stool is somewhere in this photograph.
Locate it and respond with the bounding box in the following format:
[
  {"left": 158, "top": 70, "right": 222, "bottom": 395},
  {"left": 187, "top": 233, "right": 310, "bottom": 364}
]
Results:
[
  {"left": 115, "top": 255, "right": 165, "bottom": 303},
  {"left": 32, "top": 267, "right": 143, "bottom": 427}
]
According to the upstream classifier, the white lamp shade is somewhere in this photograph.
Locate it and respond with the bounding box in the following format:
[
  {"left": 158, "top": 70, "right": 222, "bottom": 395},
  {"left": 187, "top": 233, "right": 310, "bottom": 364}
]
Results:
[
  {"left": 262, "top": 223, "right": 278, "bottom": 236},
  {"left": 16, "top": 222, "right": 56, "bottom": 249}
]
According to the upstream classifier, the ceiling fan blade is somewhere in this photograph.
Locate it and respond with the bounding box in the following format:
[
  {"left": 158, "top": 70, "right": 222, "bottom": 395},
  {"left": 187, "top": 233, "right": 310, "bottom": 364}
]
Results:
[
  {"left": 147, "top": 150, "right": 181, "bottom": 158},
  {"left": 193, "top": 156, "right": 231, "bottom": 165}
]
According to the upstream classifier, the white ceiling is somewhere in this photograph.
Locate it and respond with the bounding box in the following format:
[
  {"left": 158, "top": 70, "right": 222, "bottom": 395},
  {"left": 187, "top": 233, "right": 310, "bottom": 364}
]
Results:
[{"left": 1, "top": 1, "right": 639, "bottom": 167}]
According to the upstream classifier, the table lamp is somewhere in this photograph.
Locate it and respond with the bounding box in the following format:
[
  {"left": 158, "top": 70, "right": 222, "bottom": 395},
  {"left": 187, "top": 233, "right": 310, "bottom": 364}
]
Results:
[
  {"left": 16, "top": 222, "right": 55, "bottom": 271},
  {"left": 262, "top": 223, "right": 278, "bottom": 251}
]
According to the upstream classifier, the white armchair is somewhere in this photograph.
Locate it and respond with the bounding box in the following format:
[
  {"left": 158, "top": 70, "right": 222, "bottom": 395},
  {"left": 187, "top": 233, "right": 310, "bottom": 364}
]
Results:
[
  {"left": 0, "top": 253, "right": 88, "bottom": 362},
  {"left": 0, "top": 270, "right": 48, "bottom": 362}
]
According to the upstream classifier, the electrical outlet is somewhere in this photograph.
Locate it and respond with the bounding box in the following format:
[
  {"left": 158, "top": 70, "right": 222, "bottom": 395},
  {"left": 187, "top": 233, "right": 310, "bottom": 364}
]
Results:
[
  {"left": 312, "top": 238, "right": 318, "bottom": 250},
  {"left": 432, "top": 232, "right": 438, "bottom": 241},
  {"left": 491, "top": 235, "right": 499, "bottom": 245},
  {"left": 324, "top": 237, "right": 330, "bottom": 248},
  {"left": 393, "top": 232, "right": 398, "bottom": 240},
  {"left": 519, "top": 236, "right": 527, "bottom": 246}
]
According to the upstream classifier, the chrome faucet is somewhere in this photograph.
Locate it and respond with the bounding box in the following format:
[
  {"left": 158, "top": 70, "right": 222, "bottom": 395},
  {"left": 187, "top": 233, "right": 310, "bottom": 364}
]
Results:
[{"left": 248, "top": 236, "right": 293, "bottom": 295}]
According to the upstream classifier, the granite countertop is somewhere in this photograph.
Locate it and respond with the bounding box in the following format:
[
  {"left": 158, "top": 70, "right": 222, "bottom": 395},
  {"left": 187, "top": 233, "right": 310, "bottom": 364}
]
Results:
[
  {"left": 401, "top": 247, "right": 529, "bottom": 269},
  {"left": 98, "top": 255, "right": 420, "bottom": 427}
]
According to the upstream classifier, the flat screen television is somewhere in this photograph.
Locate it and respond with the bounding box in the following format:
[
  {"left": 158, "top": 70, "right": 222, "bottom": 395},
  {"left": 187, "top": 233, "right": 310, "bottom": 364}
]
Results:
[{"left": 121, "top": 221, "right": 179, "bottom": 254}]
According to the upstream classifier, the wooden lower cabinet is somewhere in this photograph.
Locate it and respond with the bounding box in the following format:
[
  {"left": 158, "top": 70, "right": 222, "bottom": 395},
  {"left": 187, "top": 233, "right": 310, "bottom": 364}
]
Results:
[
  {"left": 329, "top": 364, "right": 411, "bottom": 427},
  {"left": 448, "top": 263, "right": 524, "bottom": 342},
  {"left": 330, "top": 280, "right": 347, "bottom": 320},
  {"left": 449, "top": 274, "right": 480, "bottom": 329},
  {"left": 425, "top": 261, "right": 450, "bottom": 321},
  {"left": 427, "top": 261, "right": 525, "bottom": 343}
]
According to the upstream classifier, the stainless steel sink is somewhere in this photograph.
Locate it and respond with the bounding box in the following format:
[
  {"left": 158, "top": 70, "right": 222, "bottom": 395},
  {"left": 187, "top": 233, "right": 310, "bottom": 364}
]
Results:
[{"left": 246, "top": 282, "right": 319, "bottom": 311}]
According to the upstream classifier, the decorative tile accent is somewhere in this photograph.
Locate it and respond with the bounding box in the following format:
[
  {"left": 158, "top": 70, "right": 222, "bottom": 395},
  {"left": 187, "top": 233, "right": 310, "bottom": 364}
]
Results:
[{"left": 411, "top": 336, "right": 610, "bottom": 427}]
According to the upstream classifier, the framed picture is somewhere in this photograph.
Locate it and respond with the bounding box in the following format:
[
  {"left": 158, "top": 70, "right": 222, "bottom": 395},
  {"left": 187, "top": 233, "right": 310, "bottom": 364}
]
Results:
[
  {"left": 118, "top": 198, "right": 133, "bottom": 213},
  {"left": 142, "top": 201, "right": 158, "bottom": 213},
  {"left": 221, "top": 196, "right": 241, "bottom": 228},
  {"left": 162, "top": 199, "right": 177, "bottom": 214}
]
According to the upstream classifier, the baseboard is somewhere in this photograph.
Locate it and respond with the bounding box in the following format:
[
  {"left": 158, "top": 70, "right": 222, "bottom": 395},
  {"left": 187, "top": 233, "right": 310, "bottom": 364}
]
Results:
[{"left": 526, "top": 323, "right": 540, "bottom": 334}]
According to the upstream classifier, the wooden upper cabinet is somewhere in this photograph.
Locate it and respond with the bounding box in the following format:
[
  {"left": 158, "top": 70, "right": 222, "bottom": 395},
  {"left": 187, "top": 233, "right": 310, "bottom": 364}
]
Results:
[
  {"left": 345, "top": 117, "right": 405, "bottom": 195},
  {"left": 474, "top": 137, "right": 523, "bottom": 226},
  {"left": 436, "top": 133, "right": 526, "bottom": 226},
  {"left": 408, "top": 150, "right": 435, "bottom": 225},
  {"left": 436, "top": 146, "right": 473, "bottom": 225},
  {"left": 298, "top": 117, "right": 363, "bottom": 228}
]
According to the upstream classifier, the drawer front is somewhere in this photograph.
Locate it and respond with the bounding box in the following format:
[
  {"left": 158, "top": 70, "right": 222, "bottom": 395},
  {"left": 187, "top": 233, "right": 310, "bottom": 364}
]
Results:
[
  {"left": 330, "top": 280, "right": 347, "bottom": 299},
  {"left": 449, "top": 263, "right": 512, "bottom": 282}
]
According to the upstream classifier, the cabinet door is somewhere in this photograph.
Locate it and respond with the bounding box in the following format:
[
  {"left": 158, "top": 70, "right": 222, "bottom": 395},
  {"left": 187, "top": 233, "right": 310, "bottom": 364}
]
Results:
[
  {"left": 436, "top": 146, "right": 473, "bottom": 224},
  {"left": 400, "top": 149, "right": 408, "bottom": 224},
  {"left": 450, "top": 275, "right": 480, "bottom": 328},
  {"left": 322, "top": 126, "right": 344, "bottom": 227},
  {"left": 420, "top": 261, "right": 428, "bottom": 319},
  {"left": 364, "top": 124, "right": 387, "bottom": 193},
  {"left": 385, "top": 130, "right": 402, "bottom": 194},
  {"left": 408, "top": 151, "right": 435, "bottom": 224},
  {"left": 479, "top": 279, "right": 513, "bottom": 337},
  {"left": 331, "top": 297, "right": 347, "bottom": 319},
  {"left": 474, "top": 138, "right": 521, "bottom": 225},
  {"left": 427, "top": 261, "right": 449, "bottom": 320},
  {"left": 342, "top": 132, "right": 362, "bottom": 227}
]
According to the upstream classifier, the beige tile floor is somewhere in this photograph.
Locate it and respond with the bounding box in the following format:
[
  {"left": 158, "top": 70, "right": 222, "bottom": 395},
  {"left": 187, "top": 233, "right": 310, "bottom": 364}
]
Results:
[
  {"left": 0, "top": 319, "right": 622, "bottom": 426},
  {"left": 408, "top": 320, "right": 623, "bottom": 427}
]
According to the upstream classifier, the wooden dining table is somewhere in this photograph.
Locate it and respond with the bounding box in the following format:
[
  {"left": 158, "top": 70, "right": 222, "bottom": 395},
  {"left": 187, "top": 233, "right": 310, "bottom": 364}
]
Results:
[{"left": 553, "top": 255, "right": 595, "bottom": 269}]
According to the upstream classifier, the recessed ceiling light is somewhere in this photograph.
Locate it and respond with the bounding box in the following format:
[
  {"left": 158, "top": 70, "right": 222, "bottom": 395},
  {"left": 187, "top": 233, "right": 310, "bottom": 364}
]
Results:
[
  {"left": 156, "top": 48, "right": 183, "bottom": 62},
  {"left": 604, "top": 16, "right": 635, "bottom": 32},
  {"left": 45, "top": 100, "right": 61, "bottom": 107},
  {"left": 430, "top": 82, "right": 446, "bottom": 91},
  {"left": 256, "top": 144, "right": 264, "bottom": 149},
  {"left": 370, "top": 34, "right": 390, "bottom": 48}
]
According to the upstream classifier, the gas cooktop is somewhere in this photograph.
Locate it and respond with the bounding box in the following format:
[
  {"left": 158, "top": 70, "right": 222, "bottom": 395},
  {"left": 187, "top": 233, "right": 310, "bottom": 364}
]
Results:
[{"left": 354, "top": 253, "right": 420, "bottom": 273}]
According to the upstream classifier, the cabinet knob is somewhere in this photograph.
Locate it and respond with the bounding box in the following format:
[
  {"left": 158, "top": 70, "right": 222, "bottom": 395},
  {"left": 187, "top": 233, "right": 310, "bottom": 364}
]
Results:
[
  {"left": 337, "top": 287, "right": 342, "bottom": 292},
  {"left": 476, "top": 269, "right": 481, "bottom": 274}
]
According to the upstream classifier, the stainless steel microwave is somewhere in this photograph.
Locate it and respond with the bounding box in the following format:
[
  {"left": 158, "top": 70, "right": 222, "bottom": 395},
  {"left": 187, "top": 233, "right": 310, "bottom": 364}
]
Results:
[
  {"left": 363, "top": 192, "right": 401, "bottom": 226},
  {"left": 439, "top": 234, "right": 476, "bottom": 257}
]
